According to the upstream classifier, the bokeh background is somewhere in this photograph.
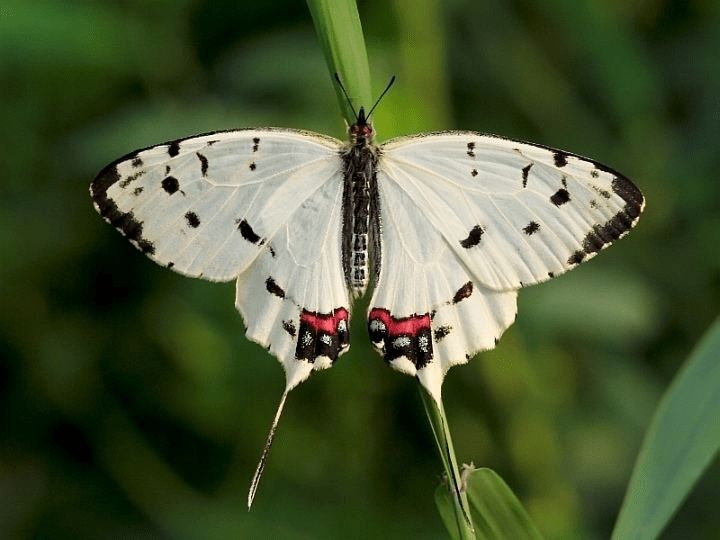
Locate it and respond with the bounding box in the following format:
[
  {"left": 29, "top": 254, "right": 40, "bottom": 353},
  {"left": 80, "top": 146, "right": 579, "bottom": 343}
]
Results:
[{"left": 2, "top": 1, "right": 718, "bottom": 538}]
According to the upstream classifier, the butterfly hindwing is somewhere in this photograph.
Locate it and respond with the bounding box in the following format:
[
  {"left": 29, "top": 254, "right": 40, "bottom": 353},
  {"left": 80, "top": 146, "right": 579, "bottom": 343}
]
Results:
[
  {"left": 235, "top": 173, "right": 352, "bottom": 389},
  {"left": 368, "top": 161, "right": 519, "bottom": 400}
]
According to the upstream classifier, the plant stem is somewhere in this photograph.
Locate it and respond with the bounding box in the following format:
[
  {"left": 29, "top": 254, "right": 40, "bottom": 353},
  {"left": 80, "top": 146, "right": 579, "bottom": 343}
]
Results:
[
  {"left": 306, "top": 0, "right": 372, "bottom": 126},
  {"left": 306, "top": 1, "right": 473, "bottom": 536},
  {"left": 420, "top": 387, "right": 476, "bottom": 539}
]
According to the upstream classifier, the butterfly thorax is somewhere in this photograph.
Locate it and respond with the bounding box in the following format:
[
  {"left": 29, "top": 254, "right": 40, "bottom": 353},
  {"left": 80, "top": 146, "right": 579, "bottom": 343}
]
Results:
[{"left": 341, "top": 108, "right": 381, "bottom": 298}]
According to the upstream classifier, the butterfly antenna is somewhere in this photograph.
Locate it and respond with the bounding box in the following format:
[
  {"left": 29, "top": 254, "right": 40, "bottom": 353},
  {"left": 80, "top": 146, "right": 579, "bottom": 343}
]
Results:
[
  {"left": 247, "top": 390, "right": 289, "bottom": 509},
  {"left": 366, "top": 75, "right": 396, "bottom": 120},
  {"left": 333, "top": 73, "right": 358, "bottom": 120}
]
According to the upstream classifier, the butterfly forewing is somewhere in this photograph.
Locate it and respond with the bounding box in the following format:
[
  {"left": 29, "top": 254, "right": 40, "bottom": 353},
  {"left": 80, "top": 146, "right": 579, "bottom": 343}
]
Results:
[
  {"left": 379, "top": 133, "right": 644, "bottom": 291},
  {"left": 91, "top": 129, "right": 343, "bottom": 282}
]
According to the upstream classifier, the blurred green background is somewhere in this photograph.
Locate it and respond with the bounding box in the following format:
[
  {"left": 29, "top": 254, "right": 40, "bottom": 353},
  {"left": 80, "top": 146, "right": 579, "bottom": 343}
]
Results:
[{"left": 1, "top": 1, "right": 718, "bottom": 538}]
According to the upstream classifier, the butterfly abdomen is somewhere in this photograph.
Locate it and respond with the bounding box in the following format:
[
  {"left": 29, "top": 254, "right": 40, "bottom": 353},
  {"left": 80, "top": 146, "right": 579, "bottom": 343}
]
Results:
[{"left": 341, "top": 142, "right": 379, "bottom": 297}]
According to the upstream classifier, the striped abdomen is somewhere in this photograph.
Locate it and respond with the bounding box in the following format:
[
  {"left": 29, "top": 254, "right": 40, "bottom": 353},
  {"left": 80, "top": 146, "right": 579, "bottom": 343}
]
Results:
[{"left": 341, "top": 140, "right": 379, "bottom": 297}]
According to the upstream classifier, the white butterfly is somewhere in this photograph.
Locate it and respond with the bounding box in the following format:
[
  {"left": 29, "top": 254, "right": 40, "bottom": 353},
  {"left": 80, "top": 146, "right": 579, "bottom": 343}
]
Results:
[{"left": 90, "top": 81, "right": 644, "bottom": 505}]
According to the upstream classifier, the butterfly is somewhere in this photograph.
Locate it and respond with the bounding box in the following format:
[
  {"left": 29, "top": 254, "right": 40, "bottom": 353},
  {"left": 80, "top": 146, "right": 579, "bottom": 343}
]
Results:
[{"left": 90, "top": 76, "right": 644, "bottom": 505}]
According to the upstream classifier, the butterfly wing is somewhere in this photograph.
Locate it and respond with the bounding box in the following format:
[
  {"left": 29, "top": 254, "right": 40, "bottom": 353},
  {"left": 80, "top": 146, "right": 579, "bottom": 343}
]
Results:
[
  {"left": 91, "top": 129, "right": 351, "bottom": 389},
  {"left": 370, "top": 132, "right": 644, "bottom": 400}
]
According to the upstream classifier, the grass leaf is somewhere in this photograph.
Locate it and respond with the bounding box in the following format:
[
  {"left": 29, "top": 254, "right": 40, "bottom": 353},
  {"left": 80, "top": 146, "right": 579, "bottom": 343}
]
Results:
[
  {"left": 436, "top": 468, "right": 544, "bottom": 540},
  {"left": 612, "top": 316, "right": 720, "bottom": 539}
]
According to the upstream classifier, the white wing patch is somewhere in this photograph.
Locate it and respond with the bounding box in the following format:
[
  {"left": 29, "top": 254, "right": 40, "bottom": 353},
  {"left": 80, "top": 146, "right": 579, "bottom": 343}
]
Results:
[
  {"left": 91, "top": 129, "right": 342, "bottom": 282},
  {"left": 91, "top": 129, "right": 350, "bottom": 391},
  {"left": 368, "top": 165, "right": 518, "bottom": 401},
  {"left": 380, "top": 133, "right": 644, "bottom": 291},
  {"left": 370, "top": 132, "right": 644, "bottom": 400},
  {"left": 235, "top": 174, "right": 351, "bottom": 389}
]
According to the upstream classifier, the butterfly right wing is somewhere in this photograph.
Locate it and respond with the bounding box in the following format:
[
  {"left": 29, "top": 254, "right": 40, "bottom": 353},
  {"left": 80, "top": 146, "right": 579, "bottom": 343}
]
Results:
[{"left": 91, "top": 129, "right": 351, "bottom": 389}]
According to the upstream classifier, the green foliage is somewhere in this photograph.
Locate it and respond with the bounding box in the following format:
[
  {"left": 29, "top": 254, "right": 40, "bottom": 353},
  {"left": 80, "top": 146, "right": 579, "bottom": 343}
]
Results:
[
  {"left": 613, "top": 317, "right": 720, "bottom": 540},
  {"left": 1, "top": 1, "right": 719, "bottom": 538},
  {"left": 436, "top": 468, "right": 543, "bottom": 540},
  {"left": 306, "top": 0, "right": 372, "bottom": 124}
]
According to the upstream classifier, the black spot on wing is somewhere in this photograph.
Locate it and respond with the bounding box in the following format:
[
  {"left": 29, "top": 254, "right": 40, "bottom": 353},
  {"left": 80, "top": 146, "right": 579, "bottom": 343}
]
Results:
[
  {"left": 282, "top": 320, "right": 296, "bottom": 337},
  {"left": 434, "top": 325, "right": 452, "bottom": 342},
  {"left": 119, "top": 170, "right": 145, "bottom": 189},
  {"left": 471, "top": 168, "right": 478, "bottom": 177},
  {"left": 91, "top": 163, "right": 122, "bottom": 199},
  {"left": 553, "top": 151, "right": 568, "bottom": 167},
  {"left": 131, "top": 156, "right": 143, "bottom": 167},
  {"left": 547, "top": 271, "right": 554, "bottom": 278},
  {"left": 196, "top": 152, "right": 208, "bottom": 176},
  {"left": 459, "top": 225, "right": 484, "bottom": 248},
  {"left": 550, "top": 188, "right": 570, "bottom": 206},
  {"left": 237, "top": 219, "right": 263, "bottom": 244},
  {"left": 611, "top": 176, "right": 644, "bottom": 217},
  {"left": 167, "top": 262, "right": 174, "bottom": 269},
  {"left": 91, "top": 164, "right": 156, "bottom": 255},
  {"left": 593, "top": 185, "right": 612, "bottom": 199},
  {"left": 453, "top": 282, "right": 473, "bottom": 304},
  {"left": 161, "top": 176, "right": 180, "bottom": 195},
  {"left": 168, "top": 140, "right": 181, "bottom": 157},
  {"left": 467, "top": 142, "right": 475, "bottom": 157},
  {"left": 564, "top": 175, "right": 644, "bottom": 267},
  {"left": 568, "top": 251, "right": 585, "bottom": 265},
  {"left": 137, "top": 240, "right": 155, "bottom": 254},
  {"left": 523, "top": 221, "right": 540, "bottom": 235},
  {"left": 249, "top": 162, "right": 257, "bottom": 171},
  {"left": 184, "top": 211, "right": 200, "bottom": 228},
  {"left": 591, "top": 169, "right": 599, "bottom": 178},
  {"left": 252, "top": 137, "right": 260, "bottom": 152},
  {"left": 522, "top": 163, "right": 532, "bottom": 188},
  {"left": 265, "top": 277, "right": 285, "bottom": 298},
  {"left": 133, "top": 187, "right": 143, "bottom": 196}
]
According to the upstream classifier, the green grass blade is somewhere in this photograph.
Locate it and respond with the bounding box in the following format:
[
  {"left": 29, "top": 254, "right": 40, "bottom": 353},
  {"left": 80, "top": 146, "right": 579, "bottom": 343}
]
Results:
[
  {"left": 437, "top": 468, "right": 544, "bottom": 540},
  {"left": 612, "top": 316, "right": 720, "bottom": 540},
  {"left": 421, "top": 388, "right": 476, "bottom": 539},
  {"left": 435, "top": 482, "right": 463, "bottom": 540},
  {"left": 306, "top": 0, "right": 371, "bottom": 125}
]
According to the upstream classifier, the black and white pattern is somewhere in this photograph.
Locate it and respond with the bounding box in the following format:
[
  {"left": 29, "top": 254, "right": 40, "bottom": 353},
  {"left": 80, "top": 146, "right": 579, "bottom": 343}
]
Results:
[{"left": 91, "top": 116, "right": 644, "bottom": 402}]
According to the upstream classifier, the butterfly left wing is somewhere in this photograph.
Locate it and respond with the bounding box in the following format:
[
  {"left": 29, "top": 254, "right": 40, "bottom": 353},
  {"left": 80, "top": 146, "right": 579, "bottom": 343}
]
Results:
[
  {"left": 91, "top": 129, "right": 352, "bottom": 391},
  {"left": 370, "top": 132, "right": 644, "bottom": 401},
  {"left": 234, "top": 168, "right": 352, "bottom": 390}
]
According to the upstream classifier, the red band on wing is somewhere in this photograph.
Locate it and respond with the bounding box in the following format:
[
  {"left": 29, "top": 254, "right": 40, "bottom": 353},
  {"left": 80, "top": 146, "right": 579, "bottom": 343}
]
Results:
[
  {"left": 301, "top": 307, "right": 349, "bottom": 334},
  {"left": 369, "top": 308, "right": 431, "bottom": 335}
]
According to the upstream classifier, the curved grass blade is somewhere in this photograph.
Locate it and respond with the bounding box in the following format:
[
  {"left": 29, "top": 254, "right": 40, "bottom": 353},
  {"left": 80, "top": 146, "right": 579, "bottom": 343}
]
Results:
[
  {"left": 612, "top": 316, "right": 720, "bottom": 540},
  {"left": 436, "top": 467, "right": 544, "bottom": 540},
  {"left": 306, "top": 0, "right": 372, "bottom": 125}
]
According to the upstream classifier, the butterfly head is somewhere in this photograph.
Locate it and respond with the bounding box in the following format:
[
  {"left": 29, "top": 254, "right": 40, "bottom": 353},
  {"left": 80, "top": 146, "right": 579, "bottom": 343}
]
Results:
[
  {"left": 349, "top": 107, "right": 374, "bottom": 142},
  {"left": 334, "top": 73, "right": 396, "bottom": 144}
]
